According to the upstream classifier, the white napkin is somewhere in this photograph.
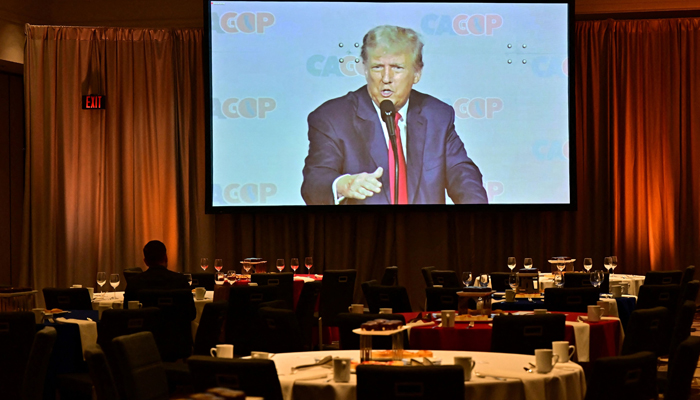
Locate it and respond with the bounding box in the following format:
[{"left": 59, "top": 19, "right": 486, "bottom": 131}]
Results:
[
  {"left": 294, "top": 277, "right": 315, "bottom": 283},
  {"left": 405, "top": 320, "right": 435, "bottom": 340},
  {"left": 565, "top": 320, "right": 590, "bottom": 362},
  {"left": 55, "top": 318, "right": 98, "bottom": 359}
]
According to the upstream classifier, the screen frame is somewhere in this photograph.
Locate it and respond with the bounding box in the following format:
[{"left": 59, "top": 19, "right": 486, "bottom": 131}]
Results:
[{"left": 203, "top": 0, "right": 576, "bottom": 214}]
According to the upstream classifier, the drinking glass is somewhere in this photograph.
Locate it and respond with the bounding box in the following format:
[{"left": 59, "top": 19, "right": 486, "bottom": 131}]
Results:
[
  {"left": 216, "top": 271, "right": 225, "bottom": 284},
  {"left": 556, "top": 261, "right": 566, "bottom": 273},
  {"left": 524, "top": 258, "right": 533, "bottom": 269},
  {"left": 507, "top": 257, "right": 516, "bottom": 272},
  {"left": 276, "top": 259, "right": 285, "bottom": 273},
  {"left": 583, "top": 258, "right": 593, "bottom": 272},
  {"left": 226, "top": 270, "right": 236, "bottom": 283},
  {"left": 603, "top": 257, "right": 612, "bottom": 273},
  {"left": 590, "top": 271, "right": 603, "bottom": 288},
  {"left": 184, "top": 274, "right": 192, "bottom": 286},
  {"left": 243, "top": 262, "right": 252, "bottom": 274},
  {"left": 508, "top": 273, "right": 518, "bottom": 290},
  {"left": 479, "top": 274, "right": 490, "bottom": 288},
  {"left": 305, "top": 257, "right": 313, "bottom": 274},
  {"left": 200, "top": 258, "right": 209, "bottom": 271},
  {"left": 109, "top": 273, "right": 120, "bottom": 299},
  {"left": 554, "top": 272, "right": 564, "bottom": 288},
  {"left": 96, "top": 272, "right": 107, "bottom": 295},
  {"left": 461, "top": 271, "right": 473, "bottom": 287},
  {"left": 610, "top": 256, "right": 618, "bottom": 274},
  {"left": 290, "top": 258, "right": 299, "bottom": 274},
  {"left": 214, "top": 259, "right": 223, "bottom": 272}
]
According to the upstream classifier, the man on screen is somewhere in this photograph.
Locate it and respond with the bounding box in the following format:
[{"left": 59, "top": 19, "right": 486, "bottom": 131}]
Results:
[{"left": 301, "top": 25, "right": 488, "bottom": 205}]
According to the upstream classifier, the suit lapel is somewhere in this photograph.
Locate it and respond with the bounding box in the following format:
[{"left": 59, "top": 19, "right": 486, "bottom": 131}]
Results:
[
  {"left": 354, "top": 88, "right": 391, "bottom": 203},
  {"left": 406, "top": 92, "right": 426, "bottom": 204}
]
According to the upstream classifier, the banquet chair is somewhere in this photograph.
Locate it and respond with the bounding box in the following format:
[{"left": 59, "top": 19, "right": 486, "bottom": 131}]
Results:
[
  {"left": 667, "top": 300, "right": 697, "bottom": 363},
  {"left": 356, "top": 364, "right": 465, "bottom": 400},
  {"left": 224, "top": 285, "right": 280, "bottom": 356},
  {"left": 660, "top": 336, "right": 700, "bottom": 400},
  {"left": 544, "top": 287, "right": 600, "bottom": 313},
  {"left": 122, "top": 267, "right": 143, "bottom": 285},
  {"left": 190, "top": 272, "right": 215, "bottom": 291},
  {"left": 97, "top": 307, "right": 161, "bottom": 357},
  {"left": 563, "top": 272, "right": 610, "bottom": 293},
  {"left": 644, "top": 270, "right": 682, "bottom": 285},
  {"left": 425, "top": 287, "right": 460, "bottom": 311},
  {"left": 251, "top": 272, "right": 295, "bottom": 308},
  {"left": 257, "top": 306, "right": 306, "bottom": 353},
  {"left": 0, "top": 311, "right": 37, "bottom": 400},
  {"left": 336, "top": 313, "right": 407, "bottom": 350},
  {"left": 364, "top": 284, "right": 413, "bottom": 314},
  {"left": 137, "top": 289, "right": 195, "bottom": 362},
  {"left": 187, "top": 355, "right": 284, "bottom": 400},
  {"left": 111, "top": 331, "right": 169, "bottom": 400},
  {"left": 361, "top": 279, "right": 379, "bottom": 301},
  {"left": 680, "top": 280, "right": 699, "bottom": 304},
  {"left": 292, "top": 280, "right": 322, "bottom": 350},
  {"left": 491, "top": 314, "right": 566, "bottom": 355},
  {"left": 318, "top": 269, "right": 357, "bottom": 350},
  {"left": 429, "top": 270, "right": 462, "bottom": 288},
  {"left": 620, "top": 306, "right": 668, "bottom": 356},
  {"left": 490, "top": 272, "right": 512, "bottom": 292},
  {"left": 381, "top": 266, "right": 399, "bottom": 286},
  {"left": 192, "top": 301, "right": 228, "bottom": 355},
  {"left": 583, "top": 351, "right": 657, "bottom": 400},
  {"left": 421, "top": 266, "right": 436, "bottom": 288},
  {"left": 635, "top": 284, "right": 681, "bottom": 316},
  {"left": 43, "top": 287, "right": 93, "bottom": 310},
  {"left": 23, "top": 326, "right": 57, "bottom": 400},
  {"left": 680, "top": 265, "right": 695, "bottom": 291},
  {"left": 84, "top": 344, "right": 119, "bottom": 400}
]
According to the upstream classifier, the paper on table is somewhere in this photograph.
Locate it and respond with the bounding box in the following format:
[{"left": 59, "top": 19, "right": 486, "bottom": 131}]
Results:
[
  {"left": 55, "top": 317, "right": 98, "bottom": 359},
  {"left": 565, "top": 320, "right": 590, "bottom": 362}
]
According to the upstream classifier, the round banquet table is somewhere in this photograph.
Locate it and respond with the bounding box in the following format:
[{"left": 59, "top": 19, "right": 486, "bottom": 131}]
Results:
[
  {"left": 539, "top": 273, "right": 644, "bottom": 295},
  {"left": 270, "top": 349, "right": 585, "bottom": 400}
]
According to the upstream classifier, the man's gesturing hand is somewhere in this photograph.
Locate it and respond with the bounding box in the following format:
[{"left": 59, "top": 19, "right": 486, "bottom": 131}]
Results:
[{"left": 336, "top": 167, "right": 384, "bottom": 200}]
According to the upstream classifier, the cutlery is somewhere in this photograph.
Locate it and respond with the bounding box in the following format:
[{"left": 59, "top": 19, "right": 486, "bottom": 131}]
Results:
[
  {"left": 523, "top": 366, "right": 534, "bottom": 373},
  {"left": 529, "top": 362, "right": 536, "bottom": 369},
  {"left": 474, "top": 372, "right": 507, "bottom": 381},
  {"left": 292, "top": 355, "right": 333, "bottom": 372},
  {"left": 467, "top": 321, "right": 475, "bottom": 329}
]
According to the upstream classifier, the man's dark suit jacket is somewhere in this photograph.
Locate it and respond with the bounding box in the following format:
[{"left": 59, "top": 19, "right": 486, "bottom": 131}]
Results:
[
  {"left": 123, "top": 265, "right": 195, "bottom": 320},
  {"left": 301, "top": 86, "right": 489, "bottom": 205}
]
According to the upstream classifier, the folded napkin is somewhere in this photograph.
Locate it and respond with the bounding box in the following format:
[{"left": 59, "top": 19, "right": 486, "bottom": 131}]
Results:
[
  {"left": 55, "top": 318, "right": 98, "bottom": 359},
  {"left": 565, "top": 320, "right": 590, "bottom": 362},
  {"left": 294, "top": 277, "right": 315, "bottom": 283}
]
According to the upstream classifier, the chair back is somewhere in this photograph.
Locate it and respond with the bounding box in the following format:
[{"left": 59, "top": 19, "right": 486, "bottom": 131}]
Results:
[
  {"left": 424, "top": 287, "right": 460, "bottom": 311},
  {"left": 43, "top": 287, "right": 93, "bottom": 310},
  {"left": 665, "top": 336, "right": 700, "bottom": 400},
  {"left": 294, "top": 280, "right": 322, "bottom": 349},
  {"left": 681, "top": 280, "right": 699, "bottom": 304},
  {"left": 84, "top": 344, "right": 119, "bottom": 400},
  {"left": 489, "top": 272, "right": 512, "bottom": 292},
  {"left": 429, "top": 270, "right": 461, "bottom": 288},
  {"left": 257, "top": 306, "right": 305, "bottom": 353},
  {"left": 122, "top": 267, "right": 143, "bottom": 285},
  {"left": 319, "top": 270, "right": 357, "bottom": 326},
  {"left": 636, "top": 284, "right": 681, "bottom": 316},
  {"left": 544, "top": 287, "right": 600, "bottom": 313},
  {"left": 380, "top": 266, "right": 399, "bottom": 286},
  {"left": 224, "top": 285, "right": 280, "bottom": 356},
  {"left": 22, "top": 326, "right": 57, "bottom": 400},
  {"left": 336, "top": 313, "right": 407, "bottom": 350},
  {"left": 193, "top": 301, "right": 228, "bottom": 356},
  {"left": 111, "top": 331, "right": 169, "bottom": 400},
  {"left": 97, "top": 307, "right": 161, "bottom": 356},
  {"left": 364, "top": 285, "right": 412, "bottom": 314},
  {"left": 621, "top": 306, "right": 668, "bottom": 356},
  {"left": 644, "top": 270, "right": 682, "bottom": 285},
  {"left": 491, "top": 314, "right": 566, "bottom": 355},
  {"left": 187, "top": 355, "right": 283, "bottom": 400},
  {"left": 137, "top": 289, "right": 195, "bottom": 361},
  {"left": 563, "top": 272, "right": 610, "bottom": 293},
  {"left": 680, "top": 265, "right": 696, "bottom": 290},
  {"left": 584, "top": 351, "right": 658, "bottom": 400},
  {"left": 668, "top": 300, "right": 696, "bottom": 363},
  {"left": 251, "top": 273, "right": 294, "bottom": 307},
  {"left": 421, "top": 266, "right": 435, "bottom": 288},
  {"left": 356, "top": 365, "right": 465, "bottom": 400},
  {"left": 0, "top": 312, "right": 37, "bottom": 400},
  {"left": 191, "top": 272, "right": 216, "bottom": 291}
]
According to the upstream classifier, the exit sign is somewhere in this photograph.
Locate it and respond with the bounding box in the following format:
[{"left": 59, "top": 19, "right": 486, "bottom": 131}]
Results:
[{"left": 82, "top": 95, "right": 106, "bottom": 110}]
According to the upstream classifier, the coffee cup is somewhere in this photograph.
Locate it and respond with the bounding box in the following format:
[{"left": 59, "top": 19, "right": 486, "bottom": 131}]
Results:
[
  {"left": 596, "top": 300, "right": 610, "bottom": 316},
  {"left": 505, "top": 289, "right": 516, "bottom": 302},
  {"left": 454, "top": 356, "right": 476, "bottom": 381},
  {"left": 534, "top": 309, "right": 548, "bottom": 315},
  {"left": 210, "top": 344, "right": 234, "bottom": 358},
  {"left": 86, "top": 287, "right": 94, "bottom": 300},
  {"left": 333, "top": 357, "right": 351, "bottom": 382},
  {"left": 348, "top": 304, "right": 364, "bottom": 314},
  {"left": 535, "top": 349, "right": 559, "bottom": 373},
  {"left": 587, "top": 305, "right": 602, "bottom": 322},
  {"left": 379, "top": 308, "right": 393, "bottom": 314},
  {"left": 251, "top": 351, "right": 271, "bottom": 359},
  {"left": 32, "top": 308, "right": 45, "bottom": 324},
  {"left": 611, "top": 285, "right": 622, "bottom": 298},
  {"left": 195, "top": 287, "right": 206, "bottom": 300},
  {"left": 128, "top": 301, "right": 143, "bottom": 309},
  {"left": 112, "top": 301, "right": 123, "bottom": 309},
  {"left": 441, "top": 310, "right": 456, "bottom": 327},
  {"left": 620, "top": 282, "right": 629, "bottom": 295},
  {"left": 552, "top": 341, "right": 576, "bottom": 363},
  {"left": 98, "top": 302, "right": 111, "bottom": 319}
]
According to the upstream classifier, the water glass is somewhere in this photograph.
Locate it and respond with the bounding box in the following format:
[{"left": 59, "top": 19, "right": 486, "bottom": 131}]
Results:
[
  {"left": 276, "top": 259, "right": 285, "bottom": 273},
  {"left": 508, "top": 273, "right": 518, "bottom": 290},
  {"left": 461, "top": 271, "right": 472, "bottom": 287},
  {"left": 226, "top": 270, "right": 236, "bottom": 283},
  {"left": 507, "top": 257, "right": 516, "bottom": 271},
  {"left": 583, "top": 258, "right": 592, "bottom": 272},
  {"left": 305, "top": 257, "right": 313, "bottom": 274},
  {"left": 524, "top": 258, "right": 533, "bottom": 269},
  {"left": 290, "top": 258, "right": 299, "bottom": 273},
  {"left": 590, "top": 270, "right": 603, "bottom": 288},
  {"left": 479, "top": 274, "right": 490, "bottom": 288},
  {"left": 214, "top": 259, "right": 223, "bottom": 272},
  {"left": 610, "top": 256, "right": 617, "bottom": 274},
  {"left": 603, "top": 257, "right": 612, "bottom": 273},
  {"left": 109, "top": 273, "right": 120, "bottom": 299},
  {"left": 96, "top": 272, "right": 107, "bottom": 295},
  {"left": 200, "top": 258, "right": 209, "bottom": 271}
]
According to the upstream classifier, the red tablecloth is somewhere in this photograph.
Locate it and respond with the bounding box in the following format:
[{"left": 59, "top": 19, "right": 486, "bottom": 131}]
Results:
[
  {"left": 401, "top": 311, "right": 621, "bottom": 362},
  {"left": 213, "top": 274, "right": 322, "bottom": 309}
]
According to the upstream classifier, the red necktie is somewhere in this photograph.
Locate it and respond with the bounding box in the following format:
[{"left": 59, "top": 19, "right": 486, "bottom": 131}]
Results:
[{"left": 388, "top": 113, "right": 408, "bottom": 204}]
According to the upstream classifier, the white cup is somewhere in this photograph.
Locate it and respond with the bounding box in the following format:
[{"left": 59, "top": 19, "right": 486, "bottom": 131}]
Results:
[
  {"left": 251, "top": 351, "right": 271, "bottom": 359},
  {"left": 620, "top": 282, "right": 629, "bottom": 295},
  {"left": 535, "top": 349, "right": 559, "bottom": 373},
  {"left": 611, "top": 285, "right": 622, "bottom": 298},
  {"left": 379, "top": 308, "right": 393, "bottom": 314},
  {"left": 195, "top": 287, "right": 206, "bottom": 300},
  {"left": 333, "top": 357, "right": 351, "bottom": 382},
  {"left": 552, "top": 341, "right": 576, "bottom": 363},
  {"left": 596, "top": 301, "right": 610, "bottom": 316},
  {"left": 441, "top": 310, "right": 456, "bottom": 328},
  {"left": 71, "top": 284, "right": 82, "bottom": 288},
  {"left": 587, "top": 305, "right": 602, "bottom": 322},
  {"left": 454, "top": 356, "right": 476, "bottom": 381},
  {"left": 128, "top": 301, "right": 142, "bottom": 310},
  {"left": 210, "top": 344, "right": 234, "bottom": 358},
  {"left": 348, "top": 304, "right": 364, "bottom": 314},
  {"left": 534, "top": 309, "right": 548, "bottom": 315},
  {"left": 98, "top": 302, "right": 111, "bottom": 319},
  {"left": 86, "top": 287, "right": 94, "bottom": 300},
  {"left": 32, "top": 308, "right": 45, "bottom": 324},
  {"left": 505, "top": 289, "right": 515, "bottom": 302},
  {"left": 112, "top": 301, "right": 123, "bottom": 310}
]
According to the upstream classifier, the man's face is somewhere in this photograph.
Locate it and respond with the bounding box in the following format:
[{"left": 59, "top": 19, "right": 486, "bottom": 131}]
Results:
[{"left": 364, "top": 49, "right": 421, "bottom": 112}]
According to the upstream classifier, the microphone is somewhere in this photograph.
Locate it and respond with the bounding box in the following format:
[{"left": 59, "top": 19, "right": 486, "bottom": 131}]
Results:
[{"left": 379, "top": 100, "right": 399, "bottom": 205}]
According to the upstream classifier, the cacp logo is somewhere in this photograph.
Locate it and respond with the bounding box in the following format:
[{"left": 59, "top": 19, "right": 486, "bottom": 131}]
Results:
[
  {"left": 211, "top": 12, "right": 275, "bottom": 34},
  {"left": 532, "top": 140, "right": 569, "bottom": 161},
  {"left": 306, "top": 56, "right": 365, "bottom": 77},
  {"left": 213, "top": 183, "right": 278, "bottom": 204},
  {"left": 486, "top": 181, "right": 504, "bottom": 203},
  {"left": 213, "top": 97, "right": 276, "bottom": 119},
  {"left": 422, "top": 14, "right": 503, "bottom": 36},
  {"left": 453, "top": 98, "right": 503, "bottom": 119}
]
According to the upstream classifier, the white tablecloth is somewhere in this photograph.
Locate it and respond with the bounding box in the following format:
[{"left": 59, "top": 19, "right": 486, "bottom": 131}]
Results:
[
  {"left": 271, "top": 350, "right": 585, "bottom": 400},
  {"left": 539, "top": 274, "right": 644, "bottom": 295}
]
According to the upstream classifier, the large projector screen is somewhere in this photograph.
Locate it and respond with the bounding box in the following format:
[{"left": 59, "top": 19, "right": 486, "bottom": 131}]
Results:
[{"left": 205, "top": 0, "right": 574, "bottom": 210}]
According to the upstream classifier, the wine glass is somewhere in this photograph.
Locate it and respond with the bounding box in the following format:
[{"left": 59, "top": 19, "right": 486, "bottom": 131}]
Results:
[
  {"left": 243, "top": 262, "right": 252, "bottom": 275},
  {"left": 96, "top": 272, "right": 107, "bottom": 295},
  {"left": 305, "top": 257, "right": 313, "bottom": 274},
  {"left": 590, "top": 270, "right": 603, "bottom": 288},
  {"left": 479, "top": 274, "right": 490, "bottom": 288},
  {"left": 214, "top": 259, "right": 223, "bottom": 273},
  {"left": 109, "top": 273, "right": 120, "bottom": 299},
  {"left": 184, "top": 274, "right": 192, "bottom": 286},
  {"left": 554, "top": 271, "right": 564, "bottom": 288},
  {"left": 290, "top": 258, "right": 299, "bottom": 274},
  {"left": 226, "top": 270, "right": 236, "bottom": 283},
  {"left": 215, "top": 271, "right": 225, "bottom": 284},
  {"left": 461, "top": 271, "right": 472, "bottom": 287},
  {"left": 508, "top": 272, "right": 518, "bottom": 290},
  {"left": 507, "top": 257, "right": 516, "bottom": 272},
  {"left": 276, "top": 259, "right": 285, "bottom": 273},
  {"left": 200, "top": 258, "right": 209, "bottom": 271},
  {"left": 610, "top": 256, "right": 617, "bottom": 274},
  {"left": 524, "top": 258, "right": 533, "bottom": 269},
  {"left": 603, "top": 257, "right": 612, "bottom": 274},
  {"left": 583, "top": 258, "right": 593, "bottom": 272}
]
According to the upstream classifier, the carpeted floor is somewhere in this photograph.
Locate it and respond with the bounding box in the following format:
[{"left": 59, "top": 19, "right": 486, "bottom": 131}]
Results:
[{"left": 671, "top": 311, "right": 700, "bottom": 399}]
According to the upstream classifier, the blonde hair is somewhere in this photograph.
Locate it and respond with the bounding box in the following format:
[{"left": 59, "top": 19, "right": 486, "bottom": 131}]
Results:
[{"left": 361, "top": 25, "right": 424, "bottom": 71}]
